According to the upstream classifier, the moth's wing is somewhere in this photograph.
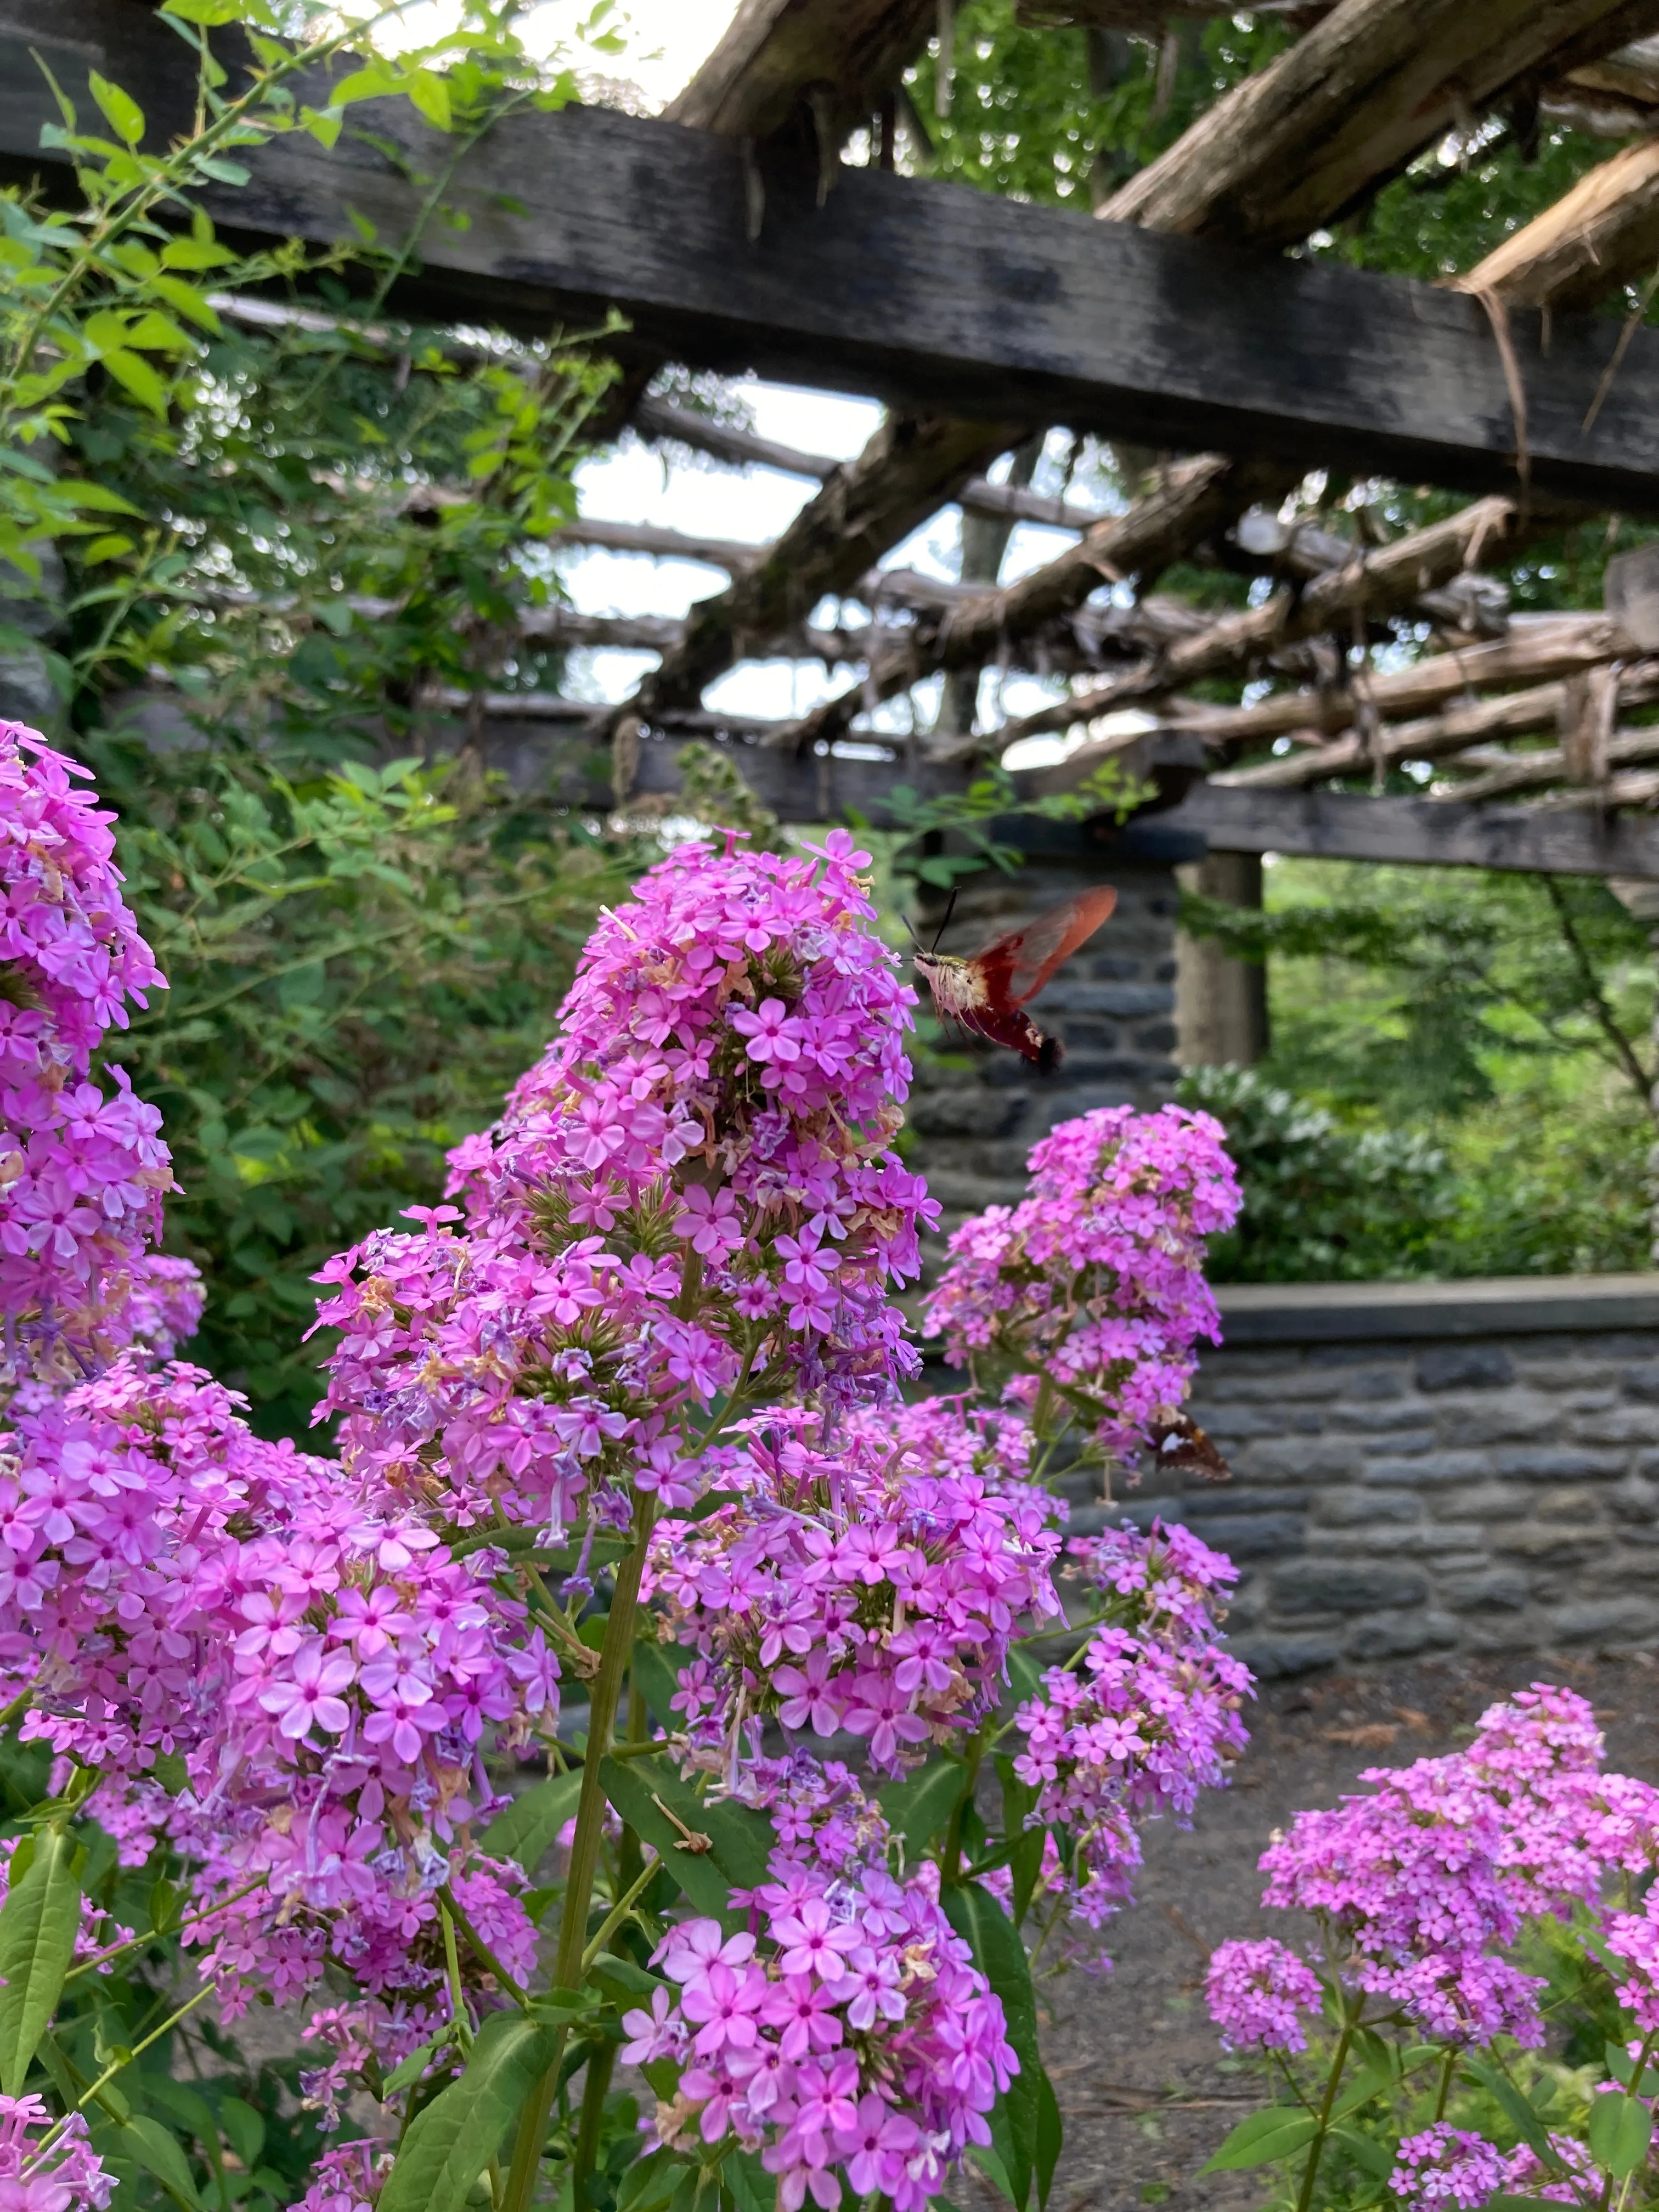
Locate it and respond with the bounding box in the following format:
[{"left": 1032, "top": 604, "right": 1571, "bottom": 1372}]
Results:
[{"left": 972, "top": 887, "right": 1118, "bottom": 1009}]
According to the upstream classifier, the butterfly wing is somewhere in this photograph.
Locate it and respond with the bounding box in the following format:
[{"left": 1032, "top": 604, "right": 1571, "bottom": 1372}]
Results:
[
  {"left": 1147, "top": 1414, "right": 1232, "bottom": 1483},
  {"left": 970, "top": 887, "right": 1119, "bottom": 1010}
]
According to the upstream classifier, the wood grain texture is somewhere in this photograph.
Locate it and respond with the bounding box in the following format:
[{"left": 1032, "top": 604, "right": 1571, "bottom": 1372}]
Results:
[
  {"left": 663, "top": 0, "right": 937, "bottom": 144},
  {"left": 1160, "top": 614, "right": 1637, "bottom": 746},
  {"left": 1457, "top": 135, "right": 1659, "bottom": 309},
  {"left": 1102, "top": 0, "right": 1659, "bottom": 245},
  {"left": 996, "top": 495, "right": 1547, "bottom": 749},
  {"left": 1161, "top": 782, "right": 1659, "bottom": 877},
  {"left": 1219, "top": 662, "right": 1659, "bottom": 785}
]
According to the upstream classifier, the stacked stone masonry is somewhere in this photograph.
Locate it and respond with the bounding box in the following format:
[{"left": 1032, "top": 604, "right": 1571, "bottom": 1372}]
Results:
[{"left": 1065, "top": 1277, "right": 1659, "bottom": 1679}]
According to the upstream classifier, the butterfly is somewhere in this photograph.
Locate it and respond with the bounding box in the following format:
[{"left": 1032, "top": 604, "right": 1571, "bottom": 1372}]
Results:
[
  {"left": 909, "top": 885, "right": 1118, "bottom": 1070},
  {"left": 1146, "top": 1412, "right": 1232, "bottom": 1483}
]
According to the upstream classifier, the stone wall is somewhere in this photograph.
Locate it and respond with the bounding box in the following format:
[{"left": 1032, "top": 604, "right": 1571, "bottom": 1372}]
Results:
[{"left": 1068, "top": 1275, "right": 1659, "bottom": 1679}]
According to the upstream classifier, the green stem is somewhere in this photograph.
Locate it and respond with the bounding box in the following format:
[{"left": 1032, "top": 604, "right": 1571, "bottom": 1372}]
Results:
[
  {"left": 438, "top": 1884, "right": 527, "bottom": 2007},
  {"left": 63, "top": 1876, "right": 266, "bottom": 1985},
  {"left": 571, "top": 2038, "right": 617, "bottom": 2212},
  {"left": 1434, "top": 2047, "right": 1455, "bottom": 2122},
  {"left": 439, "top": 1897, "right": 475, "bottom": 2055},
  {"left": 1294, "top": 2013, "right": 1356, "bottom": 2212},
  {"left": 499, "top": 1491, "right": 658, "bottom": 2212},
  {"left": 941, "top": 1739, "right": 984, "bottom": 1886},
  {"left": 580, "top": 1853, "right": 662, "bottom": 1975},
  {"left": 36, "top": 1981, "right": 216, "bottom": 2157}
]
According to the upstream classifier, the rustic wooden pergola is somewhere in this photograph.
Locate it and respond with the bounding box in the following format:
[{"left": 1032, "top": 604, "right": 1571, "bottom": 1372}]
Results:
[
  {"left": 10, "top": 0, "right": 1659, "bottom": 871},
  {"left": 15, "top": 0, "right": 1659, "bottom": 1159}
]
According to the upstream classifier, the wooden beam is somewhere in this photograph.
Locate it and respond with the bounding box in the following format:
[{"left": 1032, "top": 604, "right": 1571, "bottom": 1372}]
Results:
[
  {"left": 1431, "top": 721, "right": 1659, "bottom": 800},
  {"left": 995, "top": 494, "right": 1543, "bottom": 751},
  {"left": 770, "top": 453, "right": 1293, "bottom": 751},
  {"left": 14, "top": 12, "right": 1654, "bottom": 501},
  {"left": 1222, "top": 662, "right": 1659, "bottom": 787},
  {"left": 663, "top": 0, "right": 937, "bottom": 146},
  {"left": 1457, "top": 137, "right": 1659, "bottom": 311},
  {"left": 1101, "top": 0, "right": 1659, "bottom": 246},
  {"left": 1162, "top": 781, "right": 1659, "bottom": 877},
  {"left": 1163, "top": 613, "right": 1635, "bottom": 749}
]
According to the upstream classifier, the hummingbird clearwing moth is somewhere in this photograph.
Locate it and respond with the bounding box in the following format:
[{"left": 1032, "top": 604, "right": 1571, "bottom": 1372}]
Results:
[{"left": 910, "top": 885, "right": 1119, "bottom": 1071}]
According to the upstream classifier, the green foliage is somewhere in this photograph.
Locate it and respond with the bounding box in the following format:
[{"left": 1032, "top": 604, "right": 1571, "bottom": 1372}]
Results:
[
  {"left": 1176, "top": 1065, "right": 1452, "bottom": 1280},
  {"left": 1182, "top": 861, "right": 1658, "bottom": 1279},
  {"left": 83, "top": 735, "right": 641, "bottom": 1435}
]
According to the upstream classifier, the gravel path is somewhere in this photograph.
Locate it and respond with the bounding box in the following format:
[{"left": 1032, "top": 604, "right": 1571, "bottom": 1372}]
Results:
[{"left": 1024, "top": 1651, "right": 1659, "bottom": 2212}]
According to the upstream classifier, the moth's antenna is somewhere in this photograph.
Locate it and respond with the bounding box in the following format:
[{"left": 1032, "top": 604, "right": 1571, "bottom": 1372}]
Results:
[
  {"left": 901, "top": 913, "right": 926, "bottom": 952},
  {"left": 930, "top": 887, "right": 958, "bottom": 956}
]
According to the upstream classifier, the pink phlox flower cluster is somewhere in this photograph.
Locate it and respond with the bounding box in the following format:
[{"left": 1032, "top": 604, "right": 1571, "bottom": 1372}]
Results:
[
  {"left": 1012, "top": 1519, "right": 1249, "bottom": 1939},
  {"left": 121, "top": 1255, "right": 205, "bottom": 1365},
  {"left": 623, "top": 1757, "right": 1015, "bottom": 2212},
  {"left": 1464, "top": 1686, "right": 1659, "bottom": 1918},
  {"left": 315, "top": 836, "right": 938, "bottom": 1534},
  {"left": 0, "top": 1348, "right": 551, "bottom": 2026},
  {"left": 1499, "top": 2135, "right": 1600, "bottom": 2205},
  {"left": 847, "top": 1395, "right": 1039, "bottom": 1497},
  {"left": 0, "top": 2094, "right": 112, "bottom": 2212},
  {"left": 1069, "top": 1517, "right": 1239, "bottom": 1652},
  {"left": 1204, "top": 1939, "right": 1321, "bottom": 2053},
  {"left": 1260, "top": 1755, "right": 1545, "bottom": 2046},
  {"left": 923, "top": 1106, "right": 1240, "bottom": 1468},
  {"left": 1390, "top": 2125, "right": 1506, "bottom": 2210},
  {"left": 645, "top": 1406, "right": 1062, "bottom": 1775},
  {"left": 0, "top": 726, "right": 183, "bottom": 1397},
  {"left": 1252, "top": 1688, "right": 1656, "bottom": 2049},
  {"left": 287, "top": 2137, "right": 393, "bottom": 2212}
]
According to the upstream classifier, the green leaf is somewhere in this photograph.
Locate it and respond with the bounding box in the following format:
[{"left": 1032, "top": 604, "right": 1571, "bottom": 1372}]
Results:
[
  {"left": 149, "top": 1751, "right": 189, "bottom": 1796},
  {"left": 1589, "top": 2091, "right": 1652, "bottom": 2178},
  {"left": 149, "top": 276, "right": 223, "bottom": 336},
  {"left": 160, "top": 0, "right": 245, "bottom": 22},
  {"left": 1329, "top": 2125, "right": 1396, "bottom": 2181},
  {"left": 941, "top": 1884, "right": 1042, "bottom": 2210},
  {"left": 382, "top": 2028, "right": 450, "bottom": 2094},
  {"left": 1199, "top": 2106, "right": 1320, "bottom": 2174},
  {"left": 600, "top": 1756, "right": 775, "bottom": 1929},
  {"left": 100, "top": 349, "right": 169, "bottom": 417},
  {"left": 0, "top": 1826, "right": 82, "bottom": 2094},
  {"left": 723, "top": 2145, "right": 776, "bottom": 2212},
  {"left": 406, "top": 69, "right": 452, "bottom": 131},
  {"left": 478, "top": 1768, "right": 583, "bottom": 1872},
  {"left": 105, "top": 2113, "right": 204, "bottom": 2209},
  {"left": 1035, "top": 2065, "right": 1063, "bottom": 2210},
  {"left": 88, "top": 73, "right": 144, "bottom": 145},
  {"left": 630, "top": 1639, "right": 700, "bottom": 1734},
  {"left": 878, "top": 1758, "right": 966, "bottom": 1858},
  {"left": 377, "top": 2007, "right": 565, "bottom": 2212},
  {"left": 1463, "top": 2060, "right": 1563, "bottom": 2170},
  {"left": 617, "top": 2148, "right": 689, "bottom": 2212}
]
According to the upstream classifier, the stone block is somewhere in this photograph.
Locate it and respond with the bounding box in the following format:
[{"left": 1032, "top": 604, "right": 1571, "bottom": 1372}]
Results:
[
  {"left": 1610, "top": 1476, "right": 1659, "bottom": 1525},
  {"left": 1427, "top": 1482, "right": 1530, "bottom": 1522},
  {"left": 1175, "top": 1513, "right": 1304, "bottom": 1561},
  {"left": 1344, "top": 1610, "right": 1459, "bottom": 1662},
  {"left": 1249, "top": 1438, "right": 1364, "bottom": 1483},
  {"left": 1435, "top": 1396, "right": 1562, "bottom": 1448},
  {"left": 1359, "top": 1427, "right": 1437, "bottom": 1457},
  {"left": 1493, "top": 1446, "right": 1627, "bottom": 1482},
  {"left": 1441, "top": 1568, "right": 1532, "bottom": 1613},
  {"left": 1313, "top": 1488, "right": 1424, "bottom": 1529},
  {"left": 1534, "top": 1487, "right": 1609, "bottom": 1523},
  {"left": 1491, "top": 1522, "right": 1606, "bottom": 1561},
  {"left": 1416, "top": 1345, "right": 1515, "bottom": 1392},
  {"left": 1549, "top": 1596, "right": 1659, "bottom": 1645},
  {"left": 1231, "top": 1635, "right": 1340, "bottom": 1679},
  {"left": 1362, "top": 1451, "right": 1490, "bottom": 1488},
  {"left": 1197, "top": 1404, "right": 1313, "bottom": 1442},
  {"left": 1327, "top": 1402, "right": 1443, "bottom": 1435},
  {"left": 1172, "top": 1487, "right": 1308, "bottom": 1520},
  {"left": 1573, "top": 1406, "right": 1659, "bottom": 1447},
  {"left": 1623, "top": 1362, "right": 1659, "bottom": 1403},
  {"left": 1272, "top": 1560, "right": 1431, "bottom": 1616},
  {"left": 907, "top": 1091, "right": 1027, "bottom": 1141}
]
